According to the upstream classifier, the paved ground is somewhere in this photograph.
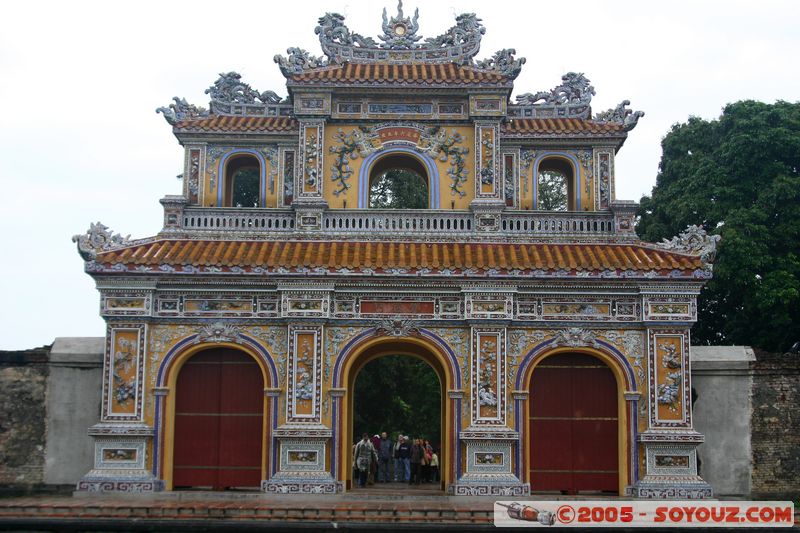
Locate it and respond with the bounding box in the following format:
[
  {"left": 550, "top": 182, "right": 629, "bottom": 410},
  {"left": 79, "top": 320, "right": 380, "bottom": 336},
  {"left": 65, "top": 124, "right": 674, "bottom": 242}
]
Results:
[
  {"left": 1, "top": 487, "right": 797, "bottom": 532},
  {"left": 0, "top": 485, "right": 495, "bottom": 532}
]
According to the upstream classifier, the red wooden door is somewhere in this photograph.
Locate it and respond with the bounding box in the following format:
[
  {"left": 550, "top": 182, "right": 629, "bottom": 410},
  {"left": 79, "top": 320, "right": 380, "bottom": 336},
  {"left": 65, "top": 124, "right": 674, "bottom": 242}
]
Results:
[
  {"left": 529, "top": 353, "right": 618, "bottom": 493},
  {"left": 173, "top": 349, "right": 264, "bottom": 489}
]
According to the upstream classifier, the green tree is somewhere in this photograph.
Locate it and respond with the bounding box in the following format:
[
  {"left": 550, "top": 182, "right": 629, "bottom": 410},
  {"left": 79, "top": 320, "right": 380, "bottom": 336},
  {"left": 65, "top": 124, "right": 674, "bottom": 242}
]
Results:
[
  {"left": 369, "top": 169, "right": 428, "bottom": 209},
  {"left": 353, "top": 355, "right": 441, "bottom": 447},
  {"left": 537, "top": 170, "right": 569, "bottom": 210},
  {"left": 637, "top": 100, "right": 800, "bottom": 352}
]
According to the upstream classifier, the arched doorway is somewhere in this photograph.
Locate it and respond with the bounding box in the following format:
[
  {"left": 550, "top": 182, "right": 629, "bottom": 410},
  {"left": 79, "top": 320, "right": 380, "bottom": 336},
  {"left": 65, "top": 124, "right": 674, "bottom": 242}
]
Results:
[
  {"left": 535, "top": 157, "right": 575, "bottom": 211},
  {"left": 352, "top": 354, "right": 442, "bottom": 486},
  {"left": 171, "top": 347, "right": 265, "bottom": 490},
  {"left": 529, "top": 352, "right": 619, "bottom": 494},
  {"left": 224, "top": 154, "right": 262, "bottom": 207},
  {"left": 337, "top": 337, "right": 455, "bottom": 491},
  {"left": 368, "top": 153, "right": 429, "bottom": 209}
]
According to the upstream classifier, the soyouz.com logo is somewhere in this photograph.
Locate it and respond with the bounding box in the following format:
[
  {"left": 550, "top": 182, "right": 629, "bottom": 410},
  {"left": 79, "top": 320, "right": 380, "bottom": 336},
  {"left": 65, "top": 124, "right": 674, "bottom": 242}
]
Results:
[{"left": 493, "top": 501, "right": 794, "bottom": 528}]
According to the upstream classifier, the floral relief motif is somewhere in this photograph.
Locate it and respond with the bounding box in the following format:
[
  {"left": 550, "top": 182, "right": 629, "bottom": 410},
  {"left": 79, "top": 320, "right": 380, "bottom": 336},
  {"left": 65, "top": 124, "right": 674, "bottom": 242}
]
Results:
[
  {"left": 519, "top": 150, "right": 535, "bottom": 197},
  {"left": 657, "top": 341, "right": 682, "bottom": 412},
  {"left": 301, "top": 125, "right": 323, "bottom": 193},
  {"left": 418, "top": 127, "right": 469, "bottom": 197},
  {"left": 329, "top": 127, "right": 380, "bottom": 196},
  {"left": 295, "top": 337, "right": 315, "bottom": 402},
  {"left": 113, "top": 339, "right": 137, "bottom": 405},
  {"left": 602, "top": 330, "right": 645, "bottom": 384},
  {"left": 109, "top": 330, "right": 141, "bottom": 415},
  {"left": 325, "top": 327, "right": 359, "bottom": 382},
  {"left": 478, "top": 126, "right": 496, "bottom": 187},
  {"left": 575, "top": 149, "right": 592, "bottom": 198}
]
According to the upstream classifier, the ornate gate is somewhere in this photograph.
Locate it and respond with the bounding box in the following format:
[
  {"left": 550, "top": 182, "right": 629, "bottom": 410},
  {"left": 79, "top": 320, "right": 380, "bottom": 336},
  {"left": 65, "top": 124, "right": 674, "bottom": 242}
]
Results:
[
  {"left": 529, "top": 353, "right": 618, "bottom": 493},
  {"left": 173, "top": 348, "right": 264, "bottom": 489}
]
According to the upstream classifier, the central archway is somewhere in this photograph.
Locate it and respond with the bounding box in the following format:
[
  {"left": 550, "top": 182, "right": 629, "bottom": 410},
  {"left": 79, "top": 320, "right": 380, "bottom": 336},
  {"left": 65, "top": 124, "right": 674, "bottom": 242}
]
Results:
[
  {"left": 336, "top": 336, "right": 457, "bottom": 491},
  {"left": 368, "top": 153, "right": 429, "bottom": 209},
  {"left": 352, "top": 354, "right": 442, "bottom": 486},
  {"left": 358, "top": 148, "right": 440, "bottom": 208}
]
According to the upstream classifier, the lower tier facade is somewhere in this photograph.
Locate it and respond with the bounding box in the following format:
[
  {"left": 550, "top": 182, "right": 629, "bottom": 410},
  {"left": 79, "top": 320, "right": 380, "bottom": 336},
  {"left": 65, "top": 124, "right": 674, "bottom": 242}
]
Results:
[{"left": 78, "top": 298, "right": 712, "bottom": 498}]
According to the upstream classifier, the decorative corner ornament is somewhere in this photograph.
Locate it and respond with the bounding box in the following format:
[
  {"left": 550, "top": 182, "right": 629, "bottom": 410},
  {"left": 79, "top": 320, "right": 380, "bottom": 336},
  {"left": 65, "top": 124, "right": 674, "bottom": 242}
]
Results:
[
  {"left": 375, "top": 319, "right": 420, "bottom": 337},
  {"left": 72, "top": 222, "right": 131, "bottom": 261},
  {"left": 655, "top": 225, "right": 721, "bottom": 265},
  {"left": 195, "top": 322, "right": 243, "bottom": 344},
  {"left": 474, "top": 49, "right": 526, "bottom": 79},
  {"left": 155, "top": 97, "right": 208, "bottom": 125},
  {"left": 274, "top": 48, "right": 327, "bottom": 76},
  {"left": 206, "top": 72, "right": 284, "bottom": 111},
  {"left": 593, "top": 99, "right": 645, "bottom": 131}
]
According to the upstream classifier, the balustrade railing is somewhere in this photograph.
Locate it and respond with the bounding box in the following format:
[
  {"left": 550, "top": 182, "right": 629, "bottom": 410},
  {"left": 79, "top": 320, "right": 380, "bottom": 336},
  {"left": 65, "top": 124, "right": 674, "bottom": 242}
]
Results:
[{"left": 177, "top": 206, "right": 620, "bottom": 239}]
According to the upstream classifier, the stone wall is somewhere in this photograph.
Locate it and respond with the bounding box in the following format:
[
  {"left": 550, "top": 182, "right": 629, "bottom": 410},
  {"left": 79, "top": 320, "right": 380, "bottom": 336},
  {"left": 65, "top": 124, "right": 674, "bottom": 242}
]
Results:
[
  {"left": 691, "top": 346, "right": 754, "bottom": 497},
  {"left": 750, "top": 350, "right": 800, "bottom": 499},
  {"left": 44, "top": 338, "right": 104, "bottom": 486},
  {"left": 0, "top": 347, "right": 50, "bottom": 489}
]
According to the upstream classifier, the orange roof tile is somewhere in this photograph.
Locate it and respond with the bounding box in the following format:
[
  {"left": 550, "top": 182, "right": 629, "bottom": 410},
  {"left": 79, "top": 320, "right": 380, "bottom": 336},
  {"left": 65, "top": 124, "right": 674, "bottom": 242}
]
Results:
[
  {"left": 503, "top": 118, "right": 624, "bottom": 135},
  {"left": 174, "top": 116, "right": 298, "bottom": 133},
  {"left": 288, "top": 63, "right": 511, "bottom": 86},
  {"left": 93, "top": 240, "right": 705, "bottom": 277}
]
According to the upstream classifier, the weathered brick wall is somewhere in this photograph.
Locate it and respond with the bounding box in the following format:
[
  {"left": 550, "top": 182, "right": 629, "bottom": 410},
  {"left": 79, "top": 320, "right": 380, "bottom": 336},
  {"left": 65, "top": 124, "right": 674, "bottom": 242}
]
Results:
[
  {"left": 750, "top": 350, "right": 800, "bottom": 499},
  {"left": 0, "top": 348, "right": 49, "bottom": 488}
]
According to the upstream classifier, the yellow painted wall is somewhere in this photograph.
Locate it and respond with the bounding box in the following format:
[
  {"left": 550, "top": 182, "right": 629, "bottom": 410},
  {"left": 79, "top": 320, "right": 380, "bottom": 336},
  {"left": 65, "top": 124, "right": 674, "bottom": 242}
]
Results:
[{"left": 322, "top": 124, "right": 475, "bottom": 210}]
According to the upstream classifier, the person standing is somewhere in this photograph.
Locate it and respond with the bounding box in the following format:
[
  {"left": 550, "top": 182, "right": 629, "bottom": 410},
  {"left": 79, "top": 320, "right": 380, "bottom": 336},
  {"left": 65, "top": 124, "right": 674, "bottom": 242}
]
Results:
[
  {"left": 353, "top": 433, "right": 377, "bottom": 488},
  {"left": 410, "top": 438, "right": 423, "bottom": 485},
  {"left": 393, "top": 434, "right": 403, "bottom": 482},
  {"left": 397, "top": 436, "right": 411, "bottom": 482},
  {"left": 421, "top": 439, "right": 433, "bottom": 482},
  {"left": 430, "top": 450, "right": 439, "bottom": 483},
  {"left": 378, "top": 432, "right": 393, "bottom": 483}
]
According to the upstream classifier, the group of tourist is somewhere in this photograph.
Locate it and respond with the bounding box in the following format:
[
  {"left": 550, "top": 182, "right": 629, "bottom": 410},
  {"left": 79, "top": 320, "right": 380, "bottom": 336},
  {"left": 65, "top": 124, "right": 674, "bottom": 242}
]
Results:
[{"left": 352, "top": 432, "right": 439, "bottom": 488}]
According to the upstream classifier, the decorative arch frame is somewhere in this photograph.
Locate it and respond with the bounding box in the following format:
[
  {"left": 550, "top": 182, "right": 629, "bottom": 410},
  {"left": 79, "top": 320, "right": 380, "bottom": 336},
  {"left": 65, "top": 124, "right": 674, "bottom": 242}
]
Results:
[
  {"left": 357, "top": 147, "right": 441, "bottom": 208},
  {"left": 531, "top": 152, "right": 582, "bottom": 211},
  {"left": 216, "top": 149, "right": 268, "bottom": 207},
  {"left": 152, "top": 333, "right": 279, "bottom": 489},
  {"left": 330, "top": 328, "right": 462, "bottom": 489},
  {"left": 514, "top": 339, "right": 639, "bottom": 495}
]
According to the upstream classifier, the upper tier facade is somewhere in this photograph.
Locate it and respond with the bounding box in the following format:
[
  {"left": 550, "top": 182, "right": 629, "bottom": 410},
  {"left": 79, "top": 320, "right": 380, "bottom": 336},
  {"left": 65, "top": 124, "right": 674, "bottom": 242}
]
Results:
[{"left": 148, "top": 5, "right": 648, "bottom": 244}]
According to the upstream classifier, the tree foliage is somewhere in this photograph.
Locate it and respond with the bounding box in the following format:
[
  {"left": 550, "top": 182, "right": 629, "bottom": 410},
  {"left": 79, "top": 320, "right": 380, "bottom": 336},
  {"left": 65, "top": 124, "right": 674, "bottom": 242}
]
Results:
[
  {"left": 353, "top": 355, "right": 441, "bottom": 447},
  {"left": 637, "top": 100, "right": 800, "bottom": 352},
  {"left": 537, "top": 170, "right": 569, "bottom": 211},
  {"left": 369, "top": 169, "right": 428, "bottom": 209}
]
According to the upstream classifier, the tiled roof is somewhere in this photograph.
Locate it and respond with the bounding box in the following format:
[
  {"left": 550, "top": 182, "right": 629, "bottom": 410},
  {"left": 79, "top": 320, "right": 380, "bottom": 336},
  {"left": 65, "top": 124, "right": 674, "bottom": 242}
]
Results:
[
  {"left": 288, "top": 63, "right": 511, "bottom": 86},
  {"left": 503, "top": 118, "right": 625, "bottom": 135},
  {"left": 94, "top": 240, "right": 704, "bottom": 276},
  {"left": 174, "top": 116, "right": 298, "bottom": 133}
]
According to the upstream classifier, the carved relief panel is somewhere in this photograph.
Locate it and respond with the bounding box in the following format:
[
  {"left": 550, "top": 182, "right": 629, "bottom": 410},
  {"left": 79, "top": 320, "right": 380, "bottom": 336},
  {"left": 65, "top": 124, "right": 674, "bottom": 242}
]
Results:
[
  {"left": 594, "top": 148, "right": 615, "bottom": 210},
  {"left": 474, "top": 123, "right": 501, "bottom": 199},
  {"left": 102, "top": 325, "right": 146, "bottom": 421},
  {"left": 471, "top": 327, "right": 507, "bottom": 425},
  {"left": 184, "top": 146, "right": 203, "bottom": 205},
  {"left": 286, "top": 325, "right": 323, "bottom": 423},
  {"left": 648, "top": 330, "right": 691, "bottom": 428},
  {"left": 298, "top": 121, "right": 325, "bottom": 198}
]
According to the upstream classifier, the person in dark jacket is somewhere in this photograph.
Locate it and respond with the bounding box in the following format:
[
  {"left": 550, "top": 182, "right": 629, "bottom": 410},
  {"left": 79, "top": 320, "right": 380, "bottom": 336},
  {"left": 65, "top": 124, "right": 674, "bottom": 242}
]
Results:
[
  {"left": 397, "top": 436, "right": 411, "bottom": 482},
  {"left": 410, "top": 438, "right": 424, "bottom": 485},
  {"left": 378, "top": 432, "right": 393, "bottom": 482}
]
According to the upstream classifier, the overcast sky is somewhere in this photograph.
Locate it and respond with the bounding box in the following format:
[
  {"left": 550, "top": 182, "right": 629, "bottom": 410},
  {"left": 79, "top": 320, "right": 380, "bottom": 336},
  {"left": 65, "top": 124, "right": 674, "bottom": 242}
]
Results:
[{"left": 0, "top": 1, "right": 798, "bottom": 350}]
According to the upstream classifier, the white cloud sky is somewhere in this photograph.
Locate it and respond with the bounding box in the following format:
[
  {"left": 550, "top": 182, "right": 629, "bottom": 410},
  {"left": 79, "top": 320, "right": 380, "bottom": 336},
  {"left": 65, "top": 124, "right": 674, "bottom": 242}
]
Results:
[{"left": 0, "top": 0, "right": 798, "bottom": 349}]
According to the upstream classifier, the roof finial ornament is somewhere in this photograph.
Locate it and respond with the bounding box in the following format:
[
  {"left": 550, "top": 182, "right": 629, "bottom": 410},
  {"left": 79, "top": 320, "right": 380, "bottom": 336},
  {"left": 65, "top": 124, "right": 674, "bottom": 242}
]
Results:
[{"left": 379, "top": 0, "right": 421, "bottom": 49}]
